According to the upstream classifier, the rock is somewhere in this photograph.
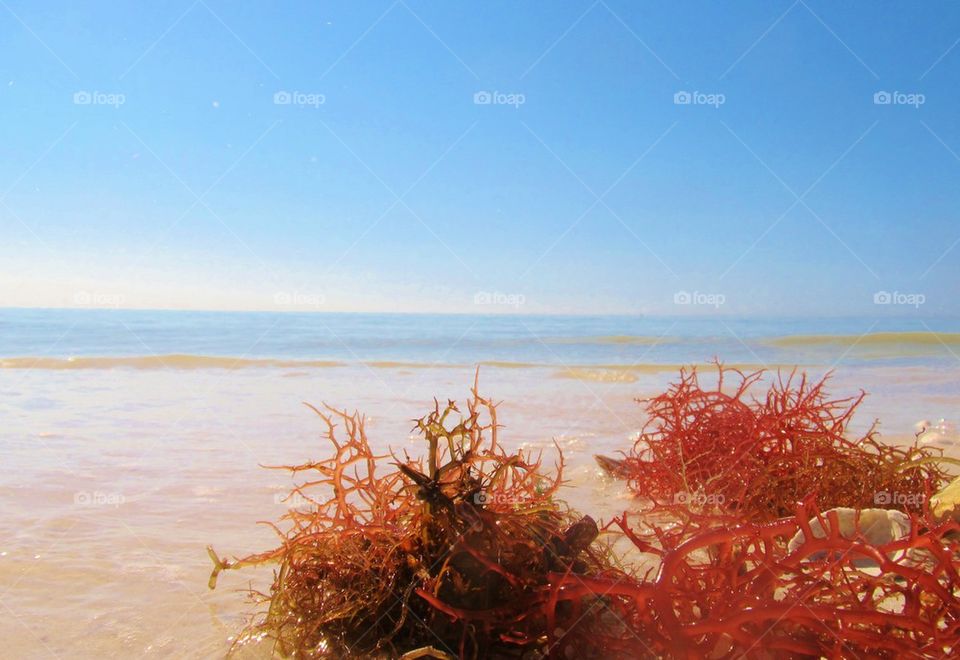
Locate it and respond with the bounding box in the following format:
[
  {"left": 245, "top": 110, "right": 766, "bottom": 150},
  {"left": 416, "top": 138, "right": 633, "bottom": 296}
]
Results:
[{"left": 594, "top": 455, "right": 631, "bottom": 479}]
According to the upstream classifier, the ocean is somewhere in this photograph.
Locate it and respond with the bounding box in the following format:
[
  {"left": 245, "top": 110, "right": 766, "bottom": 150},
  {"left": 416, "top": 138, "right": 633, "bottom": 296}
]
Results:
[
  {"left": 3, "top": 308, "right": 960, "bottom": 367},
  {"left": 1, "top": 309, "right": 958, "bottom": 657}
]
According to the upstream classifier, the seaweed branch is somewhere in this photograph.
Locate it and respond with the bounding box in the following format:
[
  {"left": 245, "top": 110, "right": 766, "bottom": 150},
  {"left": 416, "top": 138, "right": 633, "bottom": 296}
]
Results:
[
  {"left": 596, "top": 362, "right": 951, "bottom": 520},
  {"left": 208, "top": 384, "right": 633, "bottom": 658}
]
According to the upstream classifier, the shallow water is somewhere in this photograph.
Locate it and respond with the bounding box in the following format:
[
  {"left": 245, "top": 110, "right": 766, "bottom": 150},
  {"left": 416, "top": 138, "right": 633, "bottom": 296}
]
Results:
[
  {"left": 1, "top": 310, "right": 958, "bottom": 657},
  {"left": 3, "top": 308, "right": 960, "bottom": 367}
]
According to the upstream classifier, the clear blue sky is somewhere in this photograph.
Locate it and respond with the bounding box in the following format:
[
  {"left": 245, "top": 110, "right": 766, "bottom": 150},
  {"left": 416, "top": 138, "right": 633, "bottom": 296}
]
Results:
[{"left": 1, "top": 1, "right": 958, "bottom": 316}]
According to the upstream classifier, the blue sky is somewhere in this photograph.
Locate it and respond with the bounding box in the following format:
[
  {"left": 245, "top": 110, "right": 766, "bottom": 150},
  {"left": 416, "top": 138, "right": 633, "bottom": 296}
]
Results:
[{"left": 1, "top": 1, "right": 958, "bottom": 316}]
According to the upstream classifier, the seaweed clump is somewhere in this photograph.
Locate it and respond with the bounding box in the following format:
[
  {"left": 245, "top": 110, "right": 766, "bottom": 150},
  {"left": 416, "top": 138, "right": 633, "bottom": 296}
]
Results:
[
  {"left": 602, "top": 500, "right": 960, "bottom": 657},
  {"left": 597, "top": 363, "right": 950, "bottom": 520},
  {"left": 210, "top": 369, "right": 960, "bottom": 657},
  {"left": 208, "top": 381, "right": 643, "bottom": 658}
]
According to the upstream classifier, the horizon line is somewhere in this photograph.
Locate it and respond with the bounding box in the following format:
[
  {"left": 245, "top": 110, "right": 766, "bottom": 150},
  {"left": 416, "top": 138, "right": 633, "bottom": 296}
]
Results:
[{"left": 0, "top": 305, "right": 957, "bottom": 320}]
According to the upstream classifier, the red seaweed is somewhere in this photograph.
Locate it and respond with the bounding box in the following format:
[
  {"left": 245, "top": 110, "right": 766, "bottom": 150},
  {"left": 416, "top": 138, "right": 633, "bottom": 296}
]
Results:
[
  {"left": 208, "top": 379, "right": 641, "bottom": 658},
  {"left": 563, "top": 500, "right": 960, "bottom": 658},
  {"left": 597, "top": 363, "right": 950, "bottom": 520},
  {"left": 210, "top": 368, "right": 960, "bottom": 658}
]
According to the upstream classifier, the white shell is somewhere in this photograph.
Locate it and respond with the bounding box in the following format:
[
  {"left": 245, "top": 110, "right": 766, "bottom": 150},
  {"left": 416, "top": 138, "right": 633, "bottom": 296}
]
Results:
[{"left": 787, "top": 507, "right": 912, "bottom": 567}]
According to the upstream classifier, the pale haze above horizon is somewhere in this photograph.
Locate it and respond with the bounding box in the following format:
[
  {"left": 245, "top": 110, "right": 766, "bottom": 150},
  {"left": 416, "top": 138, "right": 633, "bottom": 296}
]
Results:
[{"left": 2, "top": 1, "right": 959, "bottom": 316}]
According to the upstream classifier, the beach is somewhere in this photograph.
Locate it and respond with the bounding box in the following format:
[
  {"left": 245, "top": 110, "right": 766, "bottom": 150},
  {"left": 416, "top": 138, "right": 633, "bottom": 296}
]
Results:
[{"left": 1, "top": 309, "right": 959, "bottom": 657}]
